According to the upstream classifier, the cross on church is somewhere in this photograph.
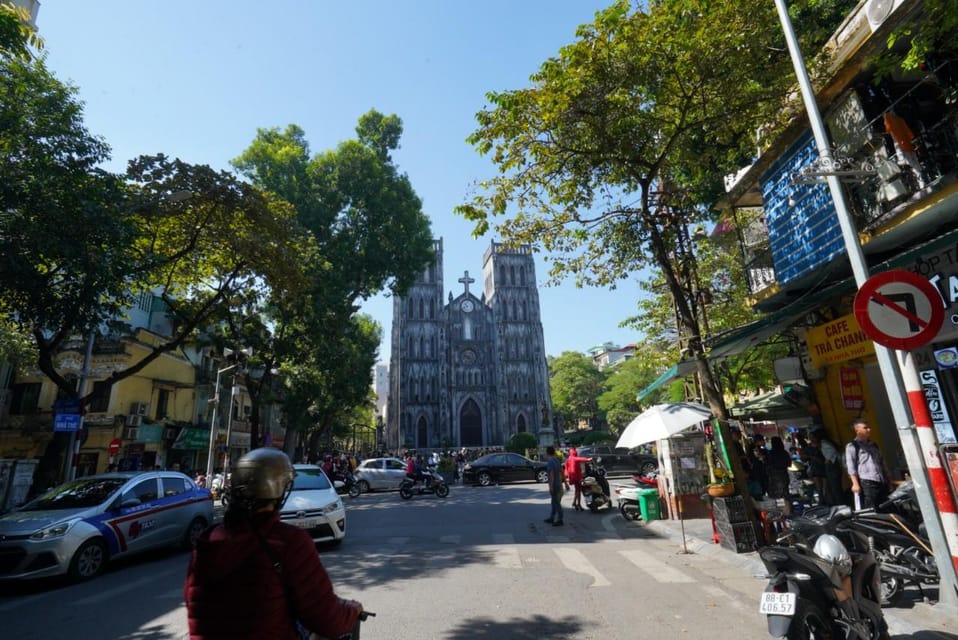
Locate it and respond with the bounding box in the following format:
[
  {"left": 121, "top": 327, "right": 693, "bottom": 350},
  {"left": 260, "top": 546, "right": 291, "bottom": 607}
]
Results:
[{"left": 458, "top": 270, "right": 475, "bottom": 295}]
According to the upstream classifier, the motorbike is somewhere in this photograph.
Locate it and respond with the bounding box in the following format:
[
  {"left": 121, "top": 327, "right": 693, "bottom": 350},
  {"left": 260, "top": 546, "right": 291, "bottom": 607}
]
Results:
[
  {"left": 399, "top": 470, "right": 450, "bottom": 499},
  {"left": 332, "top": 469, "right": 362, "bottom": 499},
  {"left": 759, "top": 505, "right": 889, "bottom": 640},
  {"left": 581, "top": 461, "right": 612, "bottom": 512},
  {"left": 614, "top": 471, "right": 658, "bottom": 521},
  {"left": 844, "top": 480, "right": 938, "bottom": 604}
]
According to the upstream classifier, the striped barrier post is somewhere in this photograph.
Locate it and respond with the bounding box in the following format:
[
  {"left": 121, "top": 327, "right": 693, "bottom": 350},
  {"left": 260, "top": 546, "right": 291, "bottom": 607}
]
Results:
[{"left": 899, "top": 352, "right": 958, "bottom": 591}]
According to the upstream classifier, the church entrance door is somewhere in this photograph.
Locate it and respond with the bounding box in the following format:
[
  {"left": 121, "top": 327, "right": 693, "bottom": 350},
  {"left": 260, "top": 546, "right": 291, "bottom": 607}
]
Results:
[
  {"left": 459, "top": 399, "right": 483, "bottom": 447},
  {"left": 417, "top": 417, "right": 428, "bottom": 448}
]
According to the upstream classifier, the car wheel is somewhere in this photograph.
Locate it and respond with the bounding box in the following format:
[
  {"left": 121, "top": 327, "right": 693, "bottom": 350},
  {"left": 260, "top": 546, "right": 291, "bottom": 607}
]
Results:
[
  {"left": 536, "top": 470, "right": 549, "bottom": 483},
  {"left": 68, "top": 538, "right": 108, "bottom": 581},
  {"left": 182, "top": 517, "right": 208, "bottom": 550},
  {"left": 640, "top": 462, "right": 658, "bottom": 476},
  {"left": 357, "top": 480, "right": 371, "bottom": 494},
  {"left": 435, "top": 483, "right": 450, "bottom": 498},
  {"left": 478, "top": 472, "right": 493, "bottom": 487}
]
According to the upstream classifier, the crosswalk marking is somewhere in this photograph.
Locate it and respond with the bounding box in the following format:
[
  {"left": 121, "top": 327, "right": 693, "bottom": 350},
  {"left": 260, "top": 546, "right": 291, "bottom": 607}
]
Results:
[
  {"left": 493, "top": 547, "right": 523, "bottom": 569},
  {"left": 619, "top": 549, "right": 696, "bottom": 583},
  {"left": 700, "top": 584, "right": 745, "bottom": 610},
  {"left": 554, "top": 548, "right": 610, "bottom": 587}
]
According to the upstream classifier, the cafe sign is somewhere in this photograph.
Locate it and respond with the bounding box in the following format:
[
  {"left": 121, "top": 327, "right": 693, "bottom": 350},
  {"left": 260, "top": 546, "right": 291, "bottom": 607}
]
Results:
[{"left": 806, "top": 313, "right": 875, "bottom": 367}]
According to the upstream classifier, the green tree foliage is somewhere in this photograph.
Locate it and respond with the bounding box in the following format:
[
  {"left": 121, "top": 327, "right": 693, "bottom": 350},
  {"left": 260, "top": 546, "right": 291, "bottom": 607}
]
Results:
[
  {"left": 597, "top": 354, "right": 671, "bottom": 435},
  {"left": 233, "top": 112, "right": 433, "bottom": 447},
  {"left": 0, "top": 2, "right": 42, "bottom": 60},
  {"left": 548, "top": 352, "right": 608, "bottom": 431},
  {"left": 506, "top": 431, "right": 538, "bottom": 455}
]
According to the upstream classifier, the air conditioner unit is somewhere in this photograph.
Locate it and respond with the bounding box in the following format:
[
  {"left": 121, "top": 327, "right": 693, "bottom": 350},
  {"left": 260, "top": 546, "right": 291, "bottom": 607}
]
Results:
[
  {"left": 126, "top": 414, "right": 143, "bottom": 427},
  {"left": 130, "top": 402, "right": 149, "bottom": 416},
  {"left": 865, "top": 0, "right": 904, "bottom": 31},
  {"left": 124, "top": 427, "right": 139, "bottom": 440}
]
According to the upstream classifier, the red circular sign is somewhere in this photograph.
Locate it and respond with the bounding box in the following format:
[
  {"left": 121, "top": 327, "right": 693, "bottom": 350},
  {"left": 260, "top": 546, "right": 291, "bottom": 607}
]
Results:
[
  {"left": 853, "top": 269, "right": 944, "bottom": 350},
  {"left": 108, "top": 438, "right": 122, "bottom": 455}
]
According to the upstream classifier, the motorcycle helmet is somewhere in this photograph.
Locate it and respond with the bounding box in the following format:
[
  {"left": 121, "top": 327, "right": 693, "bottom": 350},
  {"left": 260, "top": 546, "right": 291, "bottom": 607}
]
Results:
[
  {"left": 813, "top": 533, "right": 852, "bottom": 577},
  {"left": 230, "top": 447, "right": 295, "bottom": 510}
]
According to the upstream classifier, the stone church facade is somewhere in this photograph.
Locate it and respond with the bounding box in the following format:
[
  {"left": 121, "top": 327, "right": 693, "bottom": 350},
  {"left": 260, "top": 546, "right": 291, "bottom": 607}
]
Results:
[{"left": 386, "top": 239, "right": 553, "bottom": 450}]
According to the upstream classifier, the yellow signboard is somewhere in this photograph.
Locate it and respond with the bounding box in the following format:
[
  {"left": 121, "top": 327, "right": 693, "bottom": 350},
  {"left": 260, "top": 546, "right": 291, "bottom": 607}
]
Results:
[{"left": 806, "top": 313, "right": 875, "bottom": 367}]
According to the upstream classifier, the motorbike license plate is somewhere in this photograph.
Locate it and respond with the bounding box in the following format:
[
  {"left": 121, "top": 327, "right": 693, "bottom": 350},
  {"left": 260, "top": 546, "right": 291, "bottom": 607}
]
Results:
[
  {"left": 758, "top": 592, "right": 796, "bottom": 616},
  {"left": 294, "top": 519, "right": 318, "bottom": 529}
]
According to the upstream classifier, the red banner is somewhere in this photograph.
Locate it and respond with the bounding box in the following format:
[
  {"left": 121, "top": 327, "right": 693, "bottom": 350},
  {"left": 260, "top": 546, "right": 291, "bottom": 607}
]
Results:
[{"left": 840, "top": 367, "right": 864, "bottom": 411}]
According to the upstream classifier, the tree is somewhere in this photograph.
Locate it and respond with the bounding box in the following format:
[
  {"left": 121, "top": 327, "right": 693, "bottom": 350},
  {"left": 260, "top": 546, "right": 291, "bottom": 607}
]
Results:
[
  {"left": 457, "top": 0, "right": 853, "bottom": 500},
  {"left": 506, "top": 432, "right": 538, "bottom": 455},
  {"left": 232, "top": 111, "right": 434, "bottom": 449},
  {"left": 597, "top": 354, "right": 671, "bottom": 435},
  {"left": 548, "top": 352, "right": 608, "bottom": 432},
  {"left": 0, "top": 2, "right": 42, "bottom": 60}
]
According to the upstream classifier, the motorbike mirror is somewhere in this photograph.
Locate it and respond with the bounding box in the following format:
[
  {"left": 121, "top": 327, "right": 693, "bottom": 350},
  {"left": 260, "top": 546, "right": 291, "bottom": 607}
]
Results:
[{"left": 333, "top": 480, "right": 345, "bottom": 489}]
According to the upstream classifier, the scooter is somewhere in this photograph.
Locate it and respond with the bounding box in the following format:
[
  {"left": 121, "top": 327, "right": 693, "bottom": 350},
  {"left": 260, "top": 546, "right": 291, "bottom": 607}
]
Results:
[
  {"left": 759, "top": 505, "right": 888, "bottom": 640},
  {"left": 333, "top": 469, "right": 362, "bottom": 498},
  {"left": 615, "top": 471, "right": 658, "bottom": 521},
  {"left": 399, "top": 470, "right": 450, "bottom": 499},
  {"left": 582, "top": 461, "right": 612, "bottom": 512}
]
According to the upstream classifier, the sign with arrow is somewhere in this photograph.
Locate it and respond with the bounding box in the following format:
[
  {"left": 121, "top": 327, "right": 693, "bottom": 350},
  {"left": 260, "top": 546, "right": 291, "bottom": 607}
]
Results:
[{"left": 853, "top": 269, "right": 945, "bottom": 350}]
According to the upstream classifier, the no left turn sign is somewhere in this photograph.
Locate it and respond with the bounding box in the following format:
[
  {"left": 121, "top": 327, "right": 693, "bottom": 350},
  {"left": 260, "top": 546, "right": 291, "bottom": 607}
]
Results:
[{"left": 853, "top": 269, "right": 945, "bottom": 350}]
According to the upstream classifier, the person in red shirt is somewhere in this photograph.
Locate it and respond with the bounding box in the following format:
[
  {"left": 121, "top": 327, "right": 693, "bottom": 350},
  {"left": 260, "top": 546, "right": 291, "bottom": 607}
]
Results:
[
  {"left": 564, "top": 447, "right": 590, "bottom": 511},
  {"left": 185, "top": 448, "right": 362, "bottom": 639}
]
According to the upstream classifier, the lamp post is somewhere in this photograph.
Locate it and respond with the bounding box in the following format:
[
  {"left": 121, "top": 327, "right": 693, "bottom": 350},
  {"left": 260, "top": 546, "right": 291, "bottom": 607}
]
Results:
[{"left": 204, "top": 347, "right": 251, "bottom": 481}]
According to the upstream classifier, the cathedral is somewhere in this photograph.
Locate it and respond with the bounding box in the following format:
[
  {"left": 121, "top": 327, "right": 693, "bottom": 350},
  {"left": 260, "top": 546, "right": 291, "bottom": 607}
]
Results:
[{"left": 386, "top": 239, "right": 554, "bottom": 450}]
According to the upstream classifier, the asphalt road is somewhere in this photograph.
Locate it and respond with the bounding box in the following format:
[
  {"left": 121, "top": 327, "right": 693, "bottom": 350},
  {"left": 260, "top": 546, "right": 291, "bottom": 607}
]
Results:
[{"left": 0, "top": 482, "right": 771, "bottom": 639}]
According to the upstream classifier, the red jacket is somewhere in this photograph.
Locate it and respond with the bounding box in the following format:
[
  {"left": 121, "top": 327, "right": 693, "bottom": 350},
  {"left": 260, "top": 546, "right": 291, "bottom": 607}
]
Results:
[{"left": 185, "top": 511, "right": 359, "bottom": 639}]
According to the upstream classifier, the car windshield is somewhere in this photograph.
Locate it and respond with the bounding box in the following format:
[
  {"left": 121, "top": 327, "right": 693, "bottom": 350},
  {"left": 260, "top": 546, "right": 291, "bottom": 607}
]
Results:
[
  {"left": 292, "top": 468, "right": 332, "bottom": 491},
  {"left": 20, "top": 477, "right": 127, "bottom": 511}
]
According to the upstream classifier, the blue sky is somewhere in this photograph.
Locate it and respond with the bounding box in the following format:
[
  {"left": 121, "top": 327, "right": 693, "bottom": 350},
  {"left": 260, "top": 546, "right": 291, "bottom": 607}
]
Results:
[{"left": 37, "top": 0, "right": 646, "bottom": 361}]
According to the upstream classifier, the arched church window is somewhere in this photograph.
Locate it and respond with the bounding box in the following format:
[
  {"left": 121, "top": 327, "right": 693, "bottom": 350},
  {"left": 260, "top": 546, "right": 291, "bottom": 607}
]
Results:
[
  {"left": 510, "top": 265, "right": 515, "bottom": 284},
  {"left": 419, "top": 298, "right": 424, "bottom": 319},
  {"left": 517, "top": 414, "right": 526, "bottom": 433},
  {"left": 519, "top": 266, "right": 525, "bottom": 285},
  {"left": 419, "top": 336, "right": 425, "bottom": 358},
  {"left": 430, "top": 298, "right": 435, "bottom": 319}
]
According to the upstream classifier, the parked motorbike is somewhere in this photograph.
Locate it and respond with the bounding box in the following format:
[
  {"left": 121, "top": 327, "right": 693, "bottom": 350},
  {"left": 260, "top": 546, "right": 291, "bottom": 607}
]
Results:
[
  {"left": 846, "top": 480, "right": 938, "bottom": 604},
  {"left": 615, "top": 471, "right": 658, "bottom": 521},
  {"left": 399, "top": 470, "right": 450, "bottom": 499},
  {"left": 759, "top": 505, "right": 889, "bottom": 640},
  {"left": 582, "top": 461, "right": 612, "bottom": 512}
]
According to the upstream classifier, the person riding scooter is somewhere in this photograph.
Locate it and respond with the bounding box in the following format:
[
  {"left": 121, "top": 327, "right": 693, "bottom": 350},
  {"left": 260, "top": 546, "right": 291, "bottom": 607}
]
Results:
[{"left": 405, "top": 453, "right": 431, "bottom": 491}]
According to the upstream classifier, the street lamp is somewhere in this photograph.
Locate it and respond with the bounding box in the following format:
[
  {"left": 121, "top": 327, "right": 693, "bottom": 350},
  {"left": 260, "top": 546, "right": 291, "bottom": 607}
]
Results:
[{"left": 204, "top": 347, "right": 252, "bottom": 482}]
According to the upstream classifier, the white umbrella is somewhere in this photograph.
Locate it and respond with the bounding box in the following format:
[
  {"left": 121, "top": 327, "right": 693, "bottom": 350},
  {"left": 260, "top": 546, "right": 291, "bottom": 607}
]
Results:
[{"left": 616, "top": 402, "right": 712, "bottom": 450}]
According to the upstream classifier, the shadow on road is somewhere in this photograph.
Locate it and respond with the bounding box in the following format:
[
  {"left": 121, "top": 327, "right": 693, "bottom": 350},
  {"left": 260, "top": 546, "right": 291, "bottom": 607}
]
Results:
[
  {"left": 892, "top": 634, "right": 958, "bottom": 640},
  {"left": 441, "top": 613, "right": 584, "bottom": 639}
]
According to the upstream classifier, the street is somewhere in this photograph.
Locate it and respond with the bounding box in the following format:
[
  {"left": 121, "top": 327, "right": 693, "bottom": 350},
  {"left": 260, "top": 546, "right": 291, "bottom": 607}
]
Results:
[{"left": 0, "top": 483, "right": 770, "bottom": 639}]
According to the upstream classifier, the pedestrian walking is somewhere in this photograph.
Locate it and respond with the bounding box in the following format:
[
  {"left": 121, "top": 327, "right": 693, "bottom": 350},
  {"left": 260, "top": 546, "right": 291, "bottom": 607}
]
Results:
[
  {"left": 564, "top": 447, "right": 590, "bottom": 511},
  {"left": 845, "top": 419, "right": 892, "bottom": 509},
  {"left": 544, "top": 446, "right": 565, "bottom": 527}
]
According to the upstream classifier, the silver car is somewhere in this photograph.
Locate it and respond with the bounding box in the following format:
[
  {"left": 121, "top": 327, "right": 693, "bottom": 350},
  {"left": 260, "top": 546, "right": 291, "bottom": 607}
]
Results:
[
  {"left": 279, "top": 465, "right": 345, "bottom": 545},
  {"left": 353, "top": 457, "right": 408, "bottom": 493},
  {"left": 0, "top": 471, "right": 213, "bottom": 581}
]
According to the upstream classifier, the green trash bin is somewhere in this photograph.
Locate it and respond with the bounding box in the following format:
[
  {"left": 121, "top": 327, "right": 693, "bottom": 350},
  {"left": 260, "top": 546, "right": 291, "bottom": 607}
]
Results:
[{"left": 638, "top": 488, "right": 661, "bottom": 521}]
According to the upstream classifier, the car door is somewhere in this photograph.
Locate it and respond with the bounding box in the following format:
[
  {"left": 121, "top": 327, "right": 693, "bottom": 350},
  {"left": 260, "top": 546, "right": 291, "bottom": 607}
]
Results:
[
  {"left": 383, "top": 459, "right": 407, "bottom": 489},
  {"left": 499, "top": 454, "right": 526, "bottom": 482},
  {"left": 357, "top": 459, "right": 383, "bottom": 489},
  {"left": 159, "top": 474, "right": 192, "bottom": 544},
  {"left": 108, "top": 476, "right": 162, "bottom": 556}
]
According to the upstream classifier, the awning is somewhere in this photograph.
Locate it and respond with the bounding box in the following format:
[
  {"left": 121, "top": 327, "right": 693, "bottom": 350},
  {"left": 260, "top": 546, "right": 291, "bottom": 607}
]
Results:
[
  {"left": 637, "top": 360, "right": 698, "bottom": 401},
  {"left": 172, "top": 427, "right": 212, "bottom": 450},
  {"left": 729, "top": 389, "right": 807, "bottom": 421}
]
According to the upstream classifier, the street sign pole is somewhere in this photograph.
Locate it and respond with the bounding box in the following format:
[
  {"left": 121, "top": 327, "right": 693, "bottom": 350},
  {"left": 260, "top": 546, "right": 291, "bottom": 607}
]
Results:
[
  {"left": 775, "top": 0, "right": 957, "bottom": 603},
  {"left": 62, "top": 332, "right": 94, "bottom": 483}
]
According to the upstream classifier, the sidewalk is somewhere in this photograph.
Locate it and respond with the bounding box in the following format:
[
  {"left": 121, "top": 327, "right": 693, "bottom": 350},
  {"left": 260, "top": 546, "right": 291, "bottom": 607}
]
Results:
[{"left": 640, "top": 515, "right": 958, "bottom": 639}]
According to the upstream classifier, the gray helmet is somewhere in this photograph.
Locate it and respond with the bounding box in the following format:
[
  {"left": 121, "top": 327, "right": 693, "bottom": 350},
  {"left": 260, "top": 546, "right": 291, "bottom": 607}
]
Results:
[
  {"left": 813, "top": 533, "right": 852, "bottom": 577},
  {"left": 231, "top": 448, "right": 295, "bottom": 508}
]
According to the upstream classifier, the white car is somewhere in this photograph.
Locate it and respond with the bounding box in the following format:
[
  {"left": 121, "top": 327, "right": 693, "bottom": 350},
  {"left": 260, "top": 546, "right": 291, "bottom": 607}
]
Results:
[
  {"left": 279, "top": 465, "right": 345, "bottom": 545},
  {"left": 353, "top": 457, "right": 408, "bottom": 493}
]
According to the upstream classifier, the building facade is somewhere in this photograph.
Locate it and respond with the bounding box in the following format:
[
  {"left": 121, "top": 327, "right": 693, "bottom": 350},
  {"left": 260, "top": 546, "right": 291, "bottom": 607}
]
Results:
[{"left": 386, "top": 239, "right": 553, "bottom": 450}]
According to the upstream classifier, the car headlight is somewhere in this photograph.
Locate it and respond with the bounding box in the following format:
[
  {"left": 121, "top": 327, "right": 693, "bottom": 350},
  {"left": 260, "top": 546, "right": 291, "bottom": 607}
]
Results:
[
  {"left": 30, "top": 519, "right": 78, "bottom": 540},
  {"left": 322, "top": 500, "right": 342, "bottom": 514}
]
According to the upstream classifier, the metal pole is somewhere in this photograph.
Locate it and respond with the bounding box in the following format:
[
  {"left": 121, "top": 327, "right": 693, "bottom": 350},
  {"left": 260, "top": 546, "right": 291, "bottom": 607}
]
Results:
[
  {"left": 63, "top": 332, "right": 95, "bottom": 483},
  {"left": 774, "top": 0, "right": 958, "bottom": 604},
  {"left": 223, "top": 378, "right": 237, "bottom": 473},
  {"left": 204, "top": 366, "right": 223, "bottom": 483}
]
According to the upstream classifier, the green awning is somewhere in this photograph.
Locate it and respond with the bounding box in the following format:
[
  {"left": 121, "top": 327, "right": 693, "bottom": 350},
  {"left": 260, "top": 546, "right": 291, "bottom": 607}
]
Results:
[
  {"left": 637, "top": 360, "right": 698, "bottom": 401},
  {"left": 172, "top": 427, "right": 212, "bottom": 450}
]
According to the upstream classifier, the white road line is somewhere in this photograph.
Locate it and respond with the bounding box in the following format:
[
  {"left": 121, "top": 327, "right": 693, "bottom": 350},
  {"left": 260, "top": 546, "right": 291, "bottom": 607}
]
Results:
[
  {"left": 619, "top": 549, "right": 696, "bottom": 583},
  {"left": 74, "top": 566, "right": 183, "bottom": 606},
  {"left": 492, "top": 533, "right": 515, "bottom": 544},
  {"left": 493, "top": 547, "right": 523, "bottom": 569},
  {"left": 554, "top": 548, "right": 610, "bottom": 588},
  {"left": 700, "top": 584, "right": 745, "bottom": 610},
  {"left": 439, "top": 535, "right": 460, "bottom": 544}
]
